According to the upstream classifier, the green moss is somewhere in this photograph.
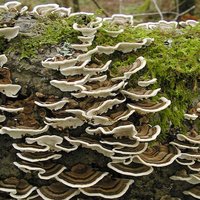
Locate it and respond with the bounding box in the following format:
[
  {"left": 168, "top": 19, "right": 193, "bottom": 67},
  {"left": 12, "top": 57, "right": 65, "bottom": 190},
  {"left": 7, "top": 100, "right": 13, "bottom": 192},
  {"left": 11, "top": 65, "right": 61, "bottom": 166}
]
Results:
[
  {"left": 6, "top": 16, "right": 80, "bottom": 59},
  {"left": 106, "top": 25, "right": 200, "bottom": 139}
]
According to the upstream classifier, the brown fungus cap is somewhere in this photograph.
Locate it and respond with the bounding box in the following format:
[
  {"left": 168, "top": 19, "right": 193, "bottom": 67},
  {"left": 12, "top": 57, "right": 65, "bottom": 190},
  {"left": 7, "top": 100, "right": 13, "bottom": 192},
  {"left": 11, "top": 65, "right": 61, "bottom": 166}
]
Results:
[
  {"left": 13, "top": 142, "right": 49, "bottom": 152},
  {"left": 72, "top": 80, "right": 125, "bottom": 98},
  {"left": 56, "top": 163, "right": 108, "bottom": 188},
  {"left": 86, "top": 121, "right": 137, "bottom": 138},
  {"left": 64, "top": 135, "right": 114, "bottom": 157},
  {"left": 175, "top": 157, "right": 195, "bottom": 166},
  {"left": 14, "top": 160, "right": 66, "bottom": 180},
  {"left": 37, "top": 182, "right": 80, "bottom": 200},
  {"left": 10, "top": 179, "right": 37, "bottom": 199},
  {"left": 127, "top": 97, "right": 171, "bottom": 114},
  {"left": 183, "top": 185, "right": 200, "bottom": 199},
  {"left": 0, "top": 177, "right": 19, "bottom": 193},
  {"left": 100, "top": 137, "right": 139, "bottom": 147},
  {"left": 107, "top": 162, "right": 153, "bottom": 177},
  {"left": 111, "top": 56, "right": 146, "bottom": 82},
  {"left": 113, "top": 142, "right": 148, "bottom": 155},
  {"left": 177, "top": 131, "right": 200, "bottom": 144},
  {"left": 79, "top": 175, "right": 134, "bottom": 199},
  {"left": 90, "top": 107, "right": 135, "bottom": 126},
  {"left": 180, "top": 149, "right": 200, "bottom": 160},
  {"left": 17, "top": 151, "right": 62, "bottom": 162},
  {"left": 136, "top": 145, "right": 181, "bottom": 167},
  {"left": 121, "top": 87, "right": 161, "bottom": 101},
  {"left": 188, "top": 161, "right": 200, "bottom": 172},
  {"left": 135, "top": 124, "right": 161, "bottom": 142},
  {"left": 170, "top": 139, "right": 200, "bottom": 150}
]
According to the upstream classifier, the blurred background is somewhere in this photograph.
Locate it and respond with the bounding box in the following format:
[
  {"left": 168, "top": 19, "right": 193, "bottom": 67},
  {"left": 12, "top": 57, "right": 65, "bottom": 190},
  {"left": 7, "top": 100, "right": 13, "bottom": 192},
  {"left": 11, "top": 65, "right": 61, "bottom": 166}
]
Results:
[{"left": 0, "top": 0, "right": 199, "bottom": 21}]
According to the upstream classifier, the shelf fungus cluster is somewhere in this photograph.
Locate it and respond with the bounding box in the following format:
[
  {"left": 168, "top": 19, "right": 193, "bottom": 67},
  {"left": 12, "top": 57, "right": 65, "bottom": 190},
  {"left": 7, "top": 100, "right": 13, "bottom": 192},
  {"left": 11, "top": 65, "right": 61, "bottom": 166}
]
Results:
[
  {"left": 1, "top": 2, "right": 198, "bottom": 199},
  {"left": 170, "top": 130, "right": 200, "bottom": 199},
  {"left": 0, "top": 54, "right": 22, "bottom": 124}
]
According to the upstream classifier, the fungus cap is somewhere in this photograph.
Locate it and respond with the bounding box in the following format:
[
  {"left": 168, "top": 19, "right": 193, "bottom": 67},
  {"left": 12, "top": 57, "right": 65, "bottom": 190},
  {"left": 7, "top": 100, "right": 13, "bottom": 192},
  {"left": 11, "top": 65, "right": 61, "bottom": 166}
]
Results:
[
  {"left": 12, "top": 143, "right": 49, "bottom": 152},
  {"left": 34, "top": 98, "right": 69, "bottom": 111},
  {"left": 136, "top": 145, "right": 181, "bottom": 167},
  {"left": 14, "top": 161, "right": 66, "bottom": 180},
  {"left": 64, "top": 136, "right": 114, "bottom": 157},
  {"left": 0, "top": 84, "right": 21, "bottom": 97},
  {"left": 72, "top": 81, "right": 126, "bottom": 98},
  {"left": 86, "top": 122, "right": 137, "bottom": 138},
  {"left": 183, "top": 185, "right": 200, "bottom": 199},
  {"left": 184, "top": 113, "right": 198, "bottom": 120},
  {"left": 45, "top": 116, "right": 84, "bottom": 129},
  {"left": 138, "top": 78, "right": 157, "bottom": 87},
  {"left": 104, "top": 29, "right": 124, "bottom": 37},
  {"left": 135, "top": 125, "right": 161, "bottom": 142},
  {"left": 42, "top": 57, "right": 78, "bottom": 70},
  {"left": 112, "top": 56, "right": 146, "bottom": 81},
  {"left": 113, "top": 142, "right": 148, "bottom": 155},
  {"left": 0, "top": 54, "right": 7, "bottom": 67},
  {"left": 0, "top": 177, "right": 19, "bottom": 193},
  {"left": 0, "top": 125, "right": 49, "bottom": 139},
  {"left": 17, "top": 151, "right": 62, "bottom": 162},
  {"left": 79, "top": 176, "right": 134, "bottom": 199},
  {"left": 31, "top": 4, "right": 59, "bottom": 17},
  {"left": 127, "top": 97, "right": 171, "bottom": 113},
  {"left": 10, "top": 179, "right": 37, "bottom": 199},
  {"left": 56, "top": 163, "right": 108, "bottom": 188},
  {"left": 37, "top": 182, "right": 80, "bottom": 200},
  {"left": 0, "top": 26, "right": 20, "bottom": 41},
  {"left": 107, "top": 162, "right": 153, "bottom": 177},
  {"left": 121, "top": 88, "right": 161, "bottom": 101}
]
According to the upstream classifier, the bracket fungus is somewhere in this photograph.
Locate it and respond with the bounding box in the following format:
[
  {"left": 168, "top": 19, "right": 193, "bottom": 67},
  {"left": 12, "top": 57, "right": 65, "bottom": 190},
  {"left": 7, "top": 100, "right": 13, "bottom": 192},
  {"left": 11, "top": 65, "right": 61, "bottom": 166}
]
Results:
[
  {"left": 107, "top": 162, "right": 153, "bottom": 177},
  {"left": 103, "top": 14, "right": 134, "bottom": 26},
  {"left": 138, "top": 78, "right": 157, "bottom": 87},
  {"left": 0, "top": 125, "right": 49, "bottom": 139},
  {"left": 37, "top": 182, "right": 80, "bottom": 200},
  {"left": 97, "top": 38, "right": 154, "bottom": 55},
  {"left": 127, "top": 97, "right": 171, "bottom": 114},
  {"left": 64, "top": 135, "right": 114, "bottom": 157},
  {"left": 73, "top": 22, "right": 102, "bottom": 37},
  {"left": 0, "top": 54, "right": 21, "bottom": 97},
  {"left": 25, "top": 135, "right": 78, "bottom": 152},
  {"left": 0, "top": 178, "right": 37, "bottom": 199},
  {"left": 31, "top": 4, "right": 60, "bottom": 17},
  {"left": 0, "top": 26, "right": 20, "bottom": 41},
  {"left": 183, "top": 185, "right": 200, "bottom": 199},
  {"left": 86, "top": 121, "right": 138, "bottom": 138},
  {"left": 0, "top": 54, "right": 7, "bottom": 67},
  {"left": 17, "top": 151, "right": 62, "bottom": 162},
  {"left": 34, "top": 98, "right": 69, "bottom": 111},
  {"left": 14, "top": 161, "right": 66, "bottom": 180},
  {"left": 79, "top": 176, "right": 134, "bottom": 199},
  {"left": 56, "top": 163, "right": 109, "bottom": 188},
  {"left": 135, "top": 145, "right": 181, "bottom": 167}
]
